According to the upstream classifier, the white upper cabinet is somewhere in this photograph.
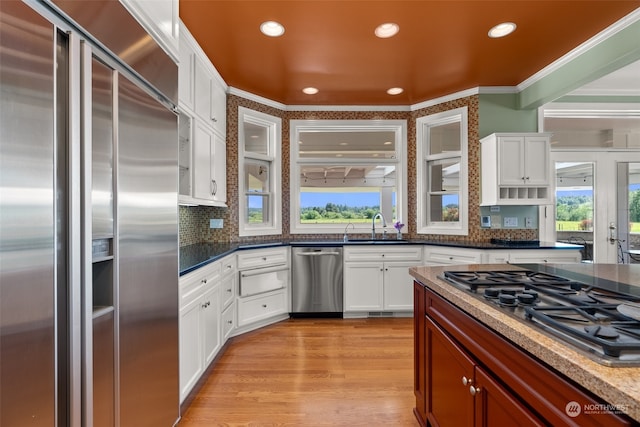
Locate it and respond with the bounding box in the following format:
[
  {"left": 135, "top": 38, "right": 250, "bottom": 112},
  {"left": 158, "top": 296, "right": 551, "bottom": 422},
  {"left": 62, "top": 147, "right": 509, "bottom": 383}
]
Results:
[
  {"left": 179, "top": 21, "right": 227, "bottom": 137},
  {"left": 193, "top": 120, "right": 227, "bottom": 205},
  {"left": 178, "top": 21, "right": 228, "bottom": 207},
  {"left": 194, "top": 57, "right": 227, "bottom": 136},
  {"left": 480, "top": 133, "right": 551, "bottom": 206},
  {"left": 120, "top": 0, "right": 179, "bottom": 61},
  {"left": 178, "top": 34, "right": 195, "bottom": 111}
]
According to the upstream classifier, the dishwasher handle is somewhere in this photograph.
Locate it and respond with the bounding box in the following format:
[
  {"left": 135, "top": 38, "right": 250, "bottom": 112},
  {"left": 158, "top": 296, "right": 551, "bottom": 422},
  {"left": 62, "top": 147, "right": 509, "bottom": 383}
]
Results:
[{"left": 295, "top": 251, "right": 341, "bottom": 256}]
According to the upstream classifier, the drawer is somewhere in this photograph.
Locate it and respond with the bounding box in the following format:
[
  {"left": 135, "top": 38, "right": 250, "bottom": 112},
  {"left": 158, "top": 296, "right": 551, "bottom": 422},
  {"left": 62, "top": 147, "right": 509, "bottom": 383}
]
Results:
[
  {"left": 222, "top": 303, "right": 235, "bottom": 341},
  {"left": 237, "top": 289, "right": 287, "bottom": 327},
  {"left": 221, "top": 272, "right": 235, "bottom": 309},
  {"left": 344, "top": 245, "right": 422, "bottom": 262},
  {"left": 220, "top": 254, "right": 237, "bottom": 277},
  {"left": 424, "top": 247, "right": 482, "bottom": 265},
  {"left": 179, "top": 270, "right": 205, "bottom": 307},
  {"left": 237, "top": 247, "right": 288, "bottom": 269},
  {"left": 239, "top": 264, "right": 288, "bottom": 297}
]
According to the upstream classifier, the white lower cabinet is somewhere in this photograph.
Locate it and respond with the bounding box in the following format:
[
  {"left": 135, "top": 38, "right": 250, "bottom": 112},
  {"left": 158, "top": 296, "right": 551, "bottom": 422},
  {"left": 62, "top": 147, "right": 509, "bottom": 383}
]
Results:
[
  {"left": 237, "top": 289, "right": 288, "bottom": 326},
  {"left": 221, "top": 303, "right": 236, "bottom": 342},
  {"left": 343, "top": 246, "right": 422, "bottom": 314},
  {"left": 202, "top": 285, "right": 221, "bottom": 367},
  {"left": 236, "top": 247, "right": 290, "bottom": 332},
  {"left": 486, "top": 249, "right": 582, "bottom": 264},
  {"left": 178, "top": 255, "right": 233, "bottom": 403},
  {"left": 423, "top": 246, "right": 484, "bottom": 265},
  {"left": 179, "top": 293, "right": 203, "bottom": 403}
]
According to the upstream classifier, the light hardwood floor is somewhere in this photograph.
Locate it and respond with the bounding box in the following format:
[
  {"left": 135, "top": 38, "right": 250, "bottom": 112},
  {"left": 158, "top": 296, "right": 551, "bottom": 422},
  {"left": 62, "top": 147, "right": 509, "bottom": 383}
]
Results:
[{"left": 178, "top": 317, "right": 420, "bottom": 427}]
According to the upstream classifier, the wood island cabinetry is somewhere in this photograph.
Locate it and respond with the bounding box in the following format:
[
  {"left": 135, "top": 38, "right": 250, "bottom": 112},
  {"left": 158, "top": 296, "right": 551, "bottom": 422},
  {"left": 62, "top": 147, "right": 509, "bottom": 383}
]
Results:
[{"left": 413, "top": 281, "right": 633, "bottom": 427}]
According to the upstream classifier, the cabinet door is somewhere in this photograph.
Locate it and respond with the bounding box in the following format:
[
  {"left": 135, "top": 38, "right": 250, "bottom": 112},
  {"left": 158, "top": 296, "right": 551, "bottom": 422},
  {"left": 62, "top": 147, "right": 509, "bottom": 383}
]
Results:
[
  {"left": 220, "top": 270, "right": 235, "bottom": 310},
  {"left": 179, "top": 296, "right": 203, "bottom": 402},
  {"left": 178, "top": 38, "right": 195, "bottom": 110},
  {"left": 194, "top": 56, "right": 212, "bottom": 123},
  {"left": 414, "top": 282, "right": 427, "bottom": 424},
  {"left": 474, "top": 366, "right": 544, "bottom": 427},
  {"left": 202, "top": 285, "right": 221, "bottom": 366},
  {"left": 211, "top": 132, "right": 227, "bottom": 203},
  {"left": 427, "top": 316, "right": 475, "bottom": 427},
  {"left": 523, "top": 136, "right": 549, "bottom": 186},
  {"left": 383, "top": 261, "right": 416, "bottom": 311},
  {"left": 192, "top": 120, "right": 214, "bottom": 201},
  {"left": 343, "top": 262, "right": 384, "bottom": 312},
  {"left": 497, "top": 136, "right": 526, "bottom": 186},
  {"left": 210, "top": 78, "right": 227, "bottom": 136}
]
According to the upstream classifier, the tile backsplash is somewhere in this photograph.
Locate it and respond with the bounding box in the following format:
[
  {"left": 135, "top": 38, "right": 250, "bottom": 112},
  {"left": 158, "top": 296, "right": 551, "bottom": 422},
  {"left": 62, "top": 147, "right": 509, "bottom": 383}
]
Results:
[{"left": 179, "top": 93, "right": 538, "bottom": 247}]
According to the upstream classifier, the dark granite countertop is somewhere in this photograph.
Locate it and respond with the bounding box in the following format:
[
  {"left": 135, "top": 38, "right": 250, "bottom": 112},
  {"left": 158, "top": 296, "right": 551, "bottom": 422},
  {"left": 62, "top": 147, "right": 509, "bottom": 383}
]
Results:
[{"left": 179, "top": 238, "right": 583, "bottom": 276}]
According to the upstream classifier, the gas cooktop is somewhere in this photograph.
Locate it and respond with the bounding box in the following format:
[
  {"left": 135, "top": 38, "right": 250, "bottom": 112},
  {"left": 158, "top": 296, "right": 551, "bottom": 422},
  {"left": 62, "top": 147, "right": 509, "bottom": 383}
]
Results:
[{"left": 442, "top": 269, "right": 640, "bottom": 367}]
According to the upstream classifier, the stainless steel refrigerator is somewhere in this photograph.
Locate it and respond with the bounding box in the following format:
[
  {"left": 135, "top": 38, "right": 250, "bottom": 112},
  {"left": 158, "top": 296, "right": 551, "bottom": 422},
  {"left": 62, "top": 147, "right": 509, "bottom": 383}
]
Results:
[{"left": 1, "top": 1, "right": 179, "bottom": 426}]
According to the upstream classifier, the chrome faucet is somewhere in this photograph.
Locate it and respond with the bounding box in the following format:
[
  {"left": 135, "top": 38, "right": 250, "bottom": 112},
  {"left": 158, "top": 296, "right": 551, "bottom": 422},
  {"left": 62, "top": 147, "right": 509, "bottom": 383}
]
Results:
[
  {"left": 371, "top": 212, "right": 387, "bottom": 239},
  {"left": 343, "top": 223, "right": 355, "bottom": 242}
]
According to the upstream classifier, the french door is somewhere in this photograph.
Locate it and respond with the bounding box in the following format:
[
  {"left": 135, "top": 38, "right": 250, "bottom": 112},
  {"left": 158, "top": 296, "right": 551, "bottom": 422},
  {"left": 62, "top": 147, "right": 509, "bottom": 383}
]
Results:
[{"left": 540, "top": 150, "right": 640, "bottom": 263}]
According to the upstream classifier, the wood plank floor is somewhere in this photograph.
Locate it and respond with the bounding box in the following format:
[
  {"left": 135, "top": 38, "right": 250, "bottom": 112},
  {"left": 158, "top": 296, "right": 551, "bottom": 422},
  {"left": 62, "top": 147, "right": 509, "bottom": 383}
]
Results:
[{"left": 178, "top": 317, "right": 420, "bottom": 427}]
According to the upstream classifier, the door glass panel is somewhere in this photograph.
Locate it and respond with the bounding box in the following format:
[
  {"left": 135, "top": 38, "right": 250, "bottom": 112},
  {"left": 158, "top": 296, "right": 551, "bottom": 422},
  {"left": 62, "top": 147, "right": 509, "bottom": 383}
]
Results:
[
  {"left": 622, "top": 163, "right": 640, "bottom": 263},
  {"left": 555, "top": 162, "right": 594, "bottom": 261}
]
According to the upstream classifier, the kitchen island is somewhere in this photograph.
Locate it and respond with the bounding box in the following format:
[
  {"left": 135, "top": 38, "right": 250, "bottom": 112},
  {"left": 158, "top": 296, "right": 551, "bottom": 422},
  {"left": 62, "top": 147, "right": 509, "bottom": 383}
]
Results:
[{"left": 410, "top": 263, "right": 640, "bottom": 426}]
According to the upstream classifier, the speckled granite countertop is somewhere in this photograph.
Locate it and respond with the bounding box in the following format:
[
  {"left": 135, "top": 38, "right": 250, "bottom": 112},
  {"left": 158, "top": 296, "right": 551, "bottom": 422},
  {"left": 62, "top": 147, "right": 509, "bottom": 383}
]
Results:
[
  {"left": 409, "top": 263, "right": 640, "bottom": 423},
  {"left": 179, "top": 238, "right": 582, "bottom": 276}
]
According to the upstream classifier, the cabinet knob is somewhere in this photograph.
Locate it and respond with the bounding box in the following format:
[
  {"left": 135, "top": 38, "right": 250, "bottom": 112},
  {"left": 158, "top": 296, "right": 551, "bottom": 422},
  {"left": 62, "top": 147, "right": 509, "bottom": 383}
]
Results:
[
  {"left": 212, "top": 117, "right": 218, "bottom": 123},
  {"left": 262, "top": 304, "right": 267, "bottom": 308},
  {"left": 262, "top": 257, "right": 267, "bottom": 261},
  {"left": 449, "top": 256, "right": 453, "bottom": 260},
  {"left": 202, "top": 278, "right": 207, "bottom": 284},
  {"left": 462, "top": 376, "right": 472, "bottom": 386},
  {"left": 227, "top": 320, "right": 233, "bottom": 324},
  {"left": 469, "top": 385, "right": 481, "bottom": 396},
  {"left": 226, "top": 288, "right": 232, "bottom": 293}
]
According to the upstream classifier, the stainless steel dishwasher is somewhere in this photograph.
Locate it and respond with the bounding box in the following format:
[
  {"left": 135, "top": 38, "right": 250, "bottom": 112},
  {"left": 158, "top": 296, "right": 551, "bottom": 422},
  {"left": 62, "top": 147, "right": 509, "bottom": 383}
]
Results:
[{"left": 291, "top": 246, "right": 343, "bottom": 317}]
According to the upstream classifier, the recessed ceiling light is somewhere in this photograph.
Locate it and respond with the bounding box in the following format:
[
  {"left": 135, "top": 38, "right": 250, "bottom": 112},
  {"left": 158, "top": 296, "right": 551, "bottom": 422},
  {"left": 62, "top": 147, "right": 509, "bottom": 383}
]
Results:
[
  {"left": 260, "top": 21, "right": 285, "bottom": 37},
  {"left": 488, "top": 22, "right": 516, "bottom": 38},
  {"left": 384, "top": 141, "right": 392, "bottom": 145},
  {"left": 387, "top": 87, "right": 403, "bottom": 95},
  {"left": 339, "top": 142, "right": 348, "bottom": 146},
  {"left": 302, "top": 87, "right": 319, "bottom": 95},
  {"left": 375, "top": 23, "right": 399, "bottom": 38},
  {"left": 336, "top": 154, "right": 343, "bottom": 157}
]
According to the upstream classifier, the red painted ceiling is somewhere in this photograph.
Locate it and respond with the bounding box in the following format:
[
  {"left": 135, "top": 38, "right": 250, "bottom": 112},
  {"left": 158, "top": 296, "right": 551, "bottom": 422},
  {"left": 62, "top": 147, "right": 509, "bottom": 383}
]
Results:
[{"left": 179, "top": 1, "right": 639, "bottom": 106}]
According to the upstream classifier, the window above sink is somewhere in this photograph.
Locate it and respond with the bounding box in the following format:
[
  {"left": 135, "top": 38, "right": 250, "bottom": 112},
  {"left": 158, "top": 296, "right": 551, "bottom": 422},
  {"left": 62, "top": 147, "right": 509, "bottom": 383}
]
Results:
[{"left": 289, "top": 120, "right": 407, "bottom": 236}]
